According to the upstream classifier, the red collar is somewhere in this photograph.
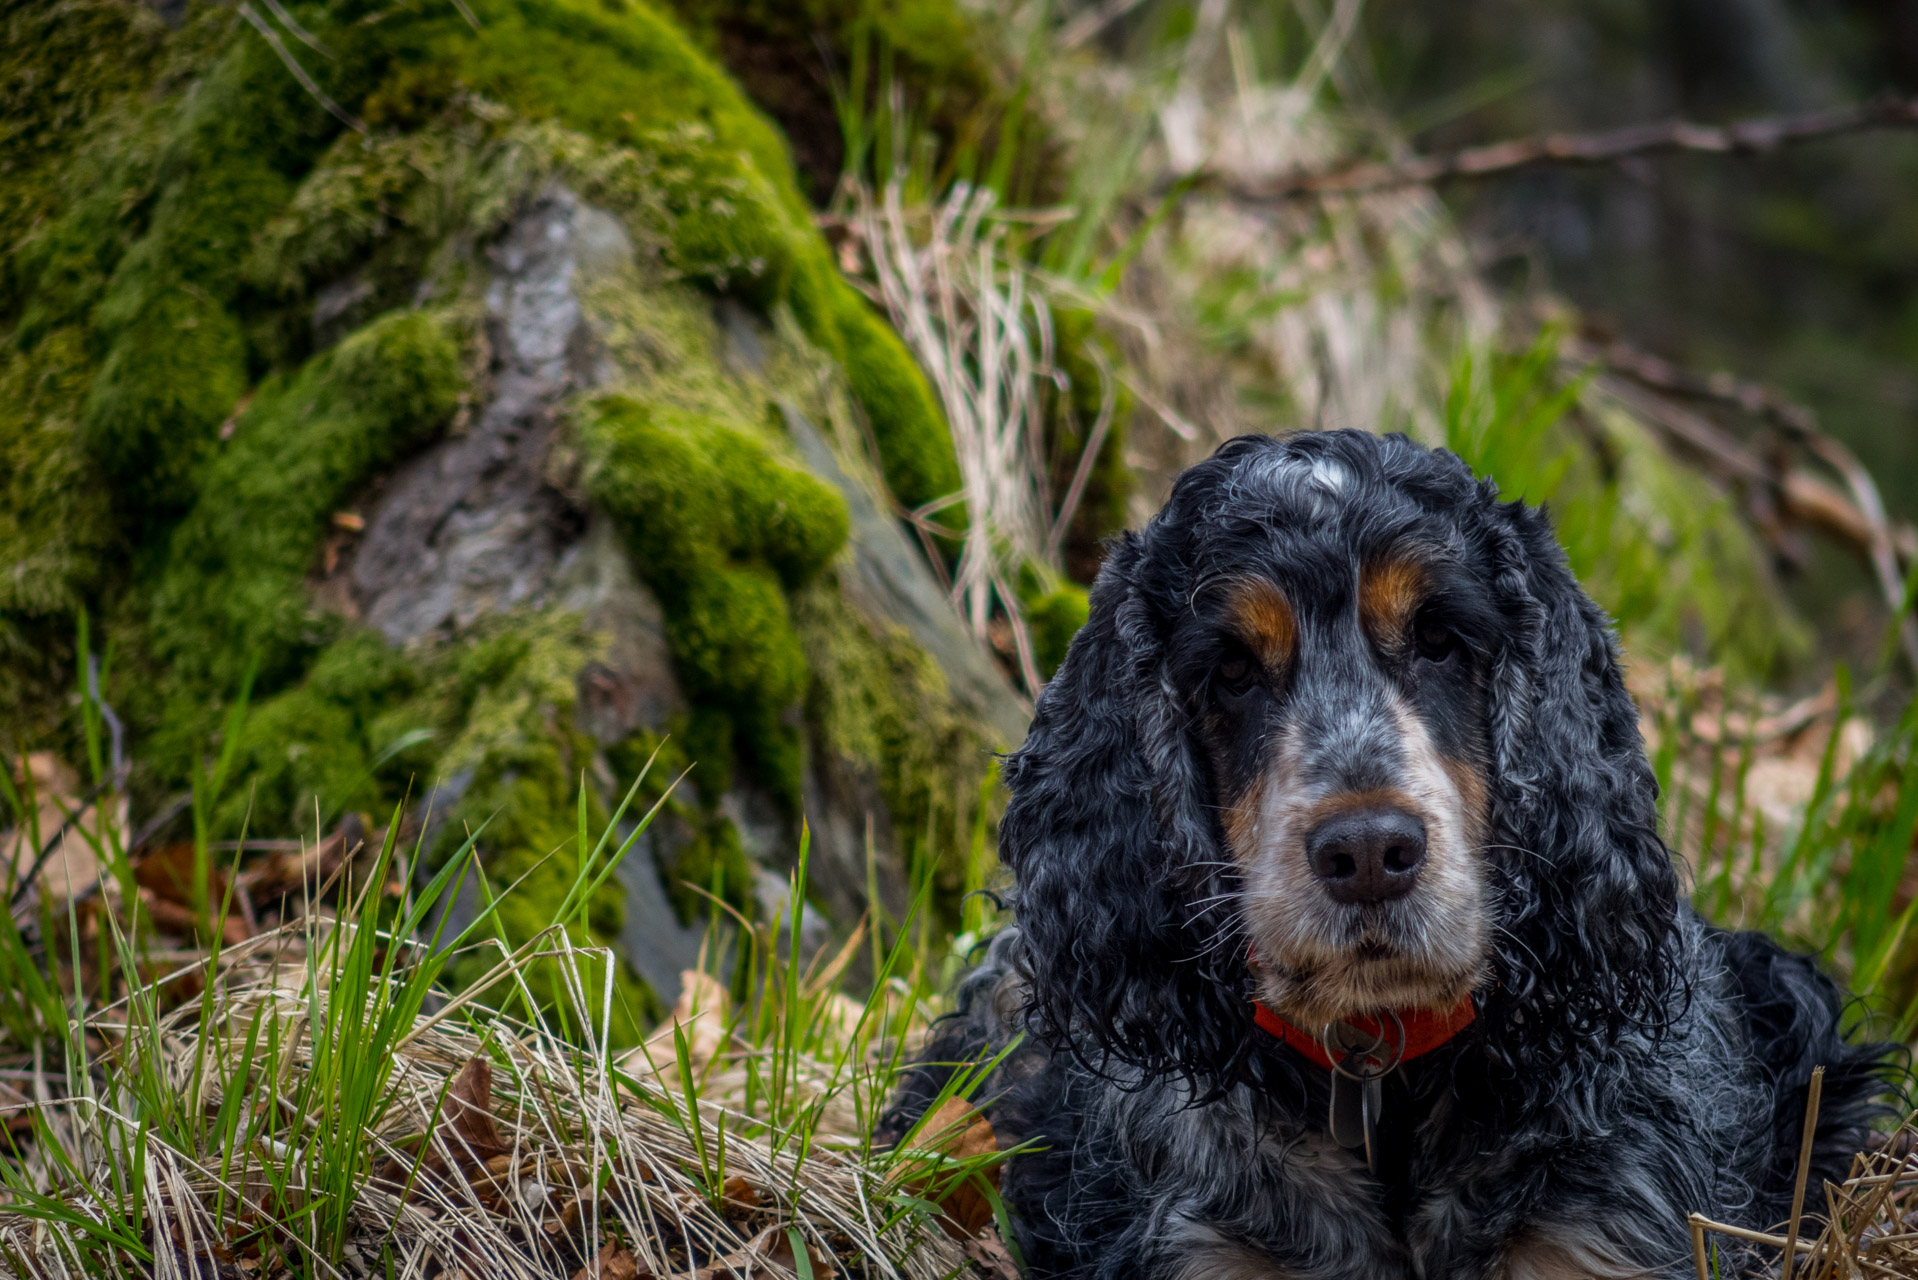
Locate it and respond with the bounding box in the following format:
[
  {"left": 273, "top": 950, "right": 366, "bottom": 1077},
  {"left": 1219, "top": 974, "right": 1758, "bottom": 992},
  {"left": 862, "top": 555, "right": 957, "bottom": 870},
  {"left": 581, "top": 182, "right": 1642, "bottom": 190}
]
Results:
[{"left": 1251, "top": 997, "right": 1476, "bottom": 1071}]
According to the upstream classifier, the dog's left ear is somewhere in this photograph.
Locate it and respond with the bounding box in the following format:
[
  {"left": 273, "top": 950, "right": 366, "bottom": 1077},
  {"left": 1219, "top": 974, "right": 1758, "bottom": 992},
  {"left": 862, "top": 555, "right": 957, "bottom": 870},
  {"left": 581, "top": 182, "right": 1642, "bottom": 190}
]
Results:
[
  {"left": 998, "top": 529, "right": 1253, "bottom": 1082},
  {"left": 1477, "top": 488, "right": 1681, "bottom": 1074}
]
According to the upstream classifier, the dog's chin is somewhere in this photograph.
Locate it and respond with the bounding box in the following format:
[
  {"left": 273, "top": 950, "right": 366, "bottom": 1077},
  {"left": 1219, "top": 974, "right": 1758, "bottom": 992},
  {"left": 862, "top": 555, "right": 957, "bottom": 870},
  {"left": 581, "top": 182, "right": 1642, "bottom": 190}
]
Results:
[{"left": 1251, "top": 943, "right": 1482, "bottom": 1029}]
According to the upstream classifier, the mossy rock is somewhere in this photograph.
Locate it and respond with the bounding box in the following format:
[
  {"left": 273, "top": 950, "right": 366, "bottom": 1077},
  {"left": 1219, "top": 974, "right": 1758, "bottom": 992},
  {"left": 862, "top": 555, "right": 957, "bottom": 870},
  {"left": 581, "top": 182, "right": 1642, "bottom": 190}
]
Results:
[
  {"left": 1, "top": 0, "right": 1020, "bottom": 1024},
  {"left": 147, "top": 310, "right": 465, "bottom": 705},
  {"left": 579, "top": 390, "right": 850, "bottom": 811}
]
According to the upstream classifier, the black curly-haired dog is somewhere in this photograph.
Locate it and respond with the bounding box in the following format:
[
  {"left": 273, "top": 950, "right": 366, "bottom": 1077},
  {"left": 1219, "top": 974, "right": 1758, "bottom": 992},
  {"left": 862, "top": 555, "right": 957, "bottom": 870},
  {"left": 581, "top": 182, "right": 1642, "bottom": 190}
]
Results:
[{"left": 886, "top": 430, "right": 1888, "bottom": 1279}]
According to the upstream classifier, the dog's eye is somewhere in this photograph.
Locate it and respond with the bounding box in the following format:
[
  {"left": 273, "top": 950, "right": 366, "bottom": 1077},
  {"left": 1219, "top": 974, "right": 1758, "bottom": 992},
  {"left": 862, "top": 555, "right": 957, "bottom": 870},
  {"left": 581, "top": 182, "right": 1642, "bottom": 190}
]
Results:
[
  {"left": 1413, "top": 612, "right": 1461, "bottom": 663},
  {"left": 1215, "top": 645, "right": 1261, "bottom": 694}
]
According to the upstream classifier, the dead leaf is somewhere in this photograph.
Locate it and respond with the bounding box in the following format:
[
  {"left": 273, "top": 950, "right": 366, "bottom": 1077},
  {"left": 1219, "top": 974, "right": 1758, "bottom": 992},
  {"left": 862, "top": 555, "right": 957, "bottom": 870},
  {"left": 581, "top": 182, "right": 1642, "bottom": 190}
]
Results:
[
  {"left": 238, "top": 817, "right": 358, "bottom": 901},
  {"left": 569, "top": 1243, "right": 649, "bottom": 1280},
  {"left": 445, "top": 1057, "right": 507, "bottom": 1163},
  {"left": 682, "top": 1225, "right": 810, "bottom": 1279},
  {"left": 719, "top": 1175, "right": 761, "bottom": 1208},
  {"left": 961, "top": 1233, "right": 1021, "bottom": 1280},
  {"left": 621, "top": 970, "right": 729, "bottom": 1082},
  {"left": 3, "top": 753, "right": 121, "bottom": 902},
  {"left": 372, "top": 1057, "right": 506, "bottom": 1191},
  {"left": 133, "top": 844, "right": 249, "bottom": 944},
  {"left": 140, "top": 889, "right": 250, "bottom": 946},
  {"left": 909, "top": 1097, "right": 1001, "bottom": 1238},
  {"left": 760, "top": 1226, "right": 829, "bottom": 1278}
]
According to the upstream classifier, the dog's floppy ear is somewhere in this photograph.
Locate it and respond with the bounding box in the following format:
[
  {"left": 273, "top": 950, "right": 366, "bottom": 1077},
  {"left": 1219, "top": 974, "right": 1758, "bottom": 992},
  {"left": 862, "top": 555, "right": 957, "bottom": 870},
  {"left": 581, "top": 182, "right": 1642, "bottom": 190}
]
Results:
[
  {"left": 1476, "top": 487, "right": 1681, "bottom": 1081},
  {"left": 999, "top": 530, "right": 1251, "bottom": 1081}
]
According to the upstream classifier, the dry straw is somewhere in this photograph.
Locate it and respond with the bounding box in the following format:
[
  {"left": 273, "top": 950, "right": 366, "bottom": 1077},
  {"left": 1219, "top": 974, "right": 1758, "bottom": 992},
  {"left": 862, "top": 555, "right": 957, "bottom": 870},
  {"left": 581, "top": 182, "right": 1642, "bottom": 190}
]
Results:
[{"left": 0, "top": 795, "right": 1008, "bottom": 1280}]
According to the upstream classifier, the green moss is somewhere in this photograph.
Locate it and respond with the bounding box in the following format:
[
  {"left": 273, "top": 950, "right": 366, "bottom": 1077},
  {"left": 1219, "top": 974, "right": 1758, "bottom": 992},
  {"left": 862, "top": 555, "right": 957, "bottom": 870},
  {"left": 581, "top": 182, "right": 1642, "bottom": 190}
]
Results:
[
  {"left": 421, "top": 0, "right": 962, "bottom": 515},
  {"left": 580, "top": 394, "right": 847, "bottom": 808},
  {"left": 242, "top": 126, "right": 463, "bottom": 306},
  {"left": 73, "top": 11, "right": 391, "bottom": 520},
  {"left": 795, "top": 579, "right": 996, "bottom": 901},
  {"left": 0, "top": 0, "right": 165, "bottom": 315},
  {"left": 1023, "top": 583, "right": 1088, "bottom": 682},
  {"left": 606, "top": 726, "right": 753, "bottom": 920},
  {"left": 2, "top": 0, "right": 988, "bottom": 995},
  {"left": 0, "top": 326, "right": 114, "bottom": 724},
  {"left": 814, "top": 270, "right": 960, "bottom": 516},
  {"left": 147, "top": 310, "right": 464, "bottom": 704},
  {"left": 406, "top": 614, "right": 660, "bottom": 1039},
  {"left": 83, "top": 290, "right": 250, "bottom": 518},
  {"left": 211, "top": 630, "right": 421, "bottom": 834}
]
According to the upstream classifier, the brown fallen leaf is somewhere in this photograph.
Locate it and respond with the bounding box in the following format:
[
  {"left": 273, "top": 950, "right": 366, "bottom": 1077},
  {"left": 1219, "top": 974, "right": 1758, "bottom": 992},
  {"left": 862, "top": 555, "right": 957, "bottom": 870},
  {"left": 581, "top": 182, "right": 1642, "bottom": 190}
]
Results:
[
  {"left": 908, "top": 1097, "right": 1001, "bottom": 1238},
  {"left": 682, "top": 1225, "right": 812, "bottom": 1279},
  {"left": 445, "top": 1056, "right": 507, "bottom": 1163},
  {"left": 760, "top": 1226, "right": 830, "bottom": 1278},
  {"left": 621, "top": 970, "right": 730, "bottom": 1084},
  {"left": 372, "top": 1056, "right": 508, "bottom": 1191},
  {"left": 135, "top": 841, "right": 229, "bottom": 908},
  {"left": 962, "top": 1232, "right": 1021, "bottom": 1280},
  {"left": 238, "top": 817, "right": 359, "bottom": 902},
  {"left": 138, "top": 885, "right": 250, "bottom": 946},
  {"left": 4, "top": 753, "right": 120, "bottom": 902},
  {"left": 719, "top": 1174, "right": 761, "bottom": 1208},
  {"left": 569, "top": 1242, "right": 650, "bottom": 1280}
]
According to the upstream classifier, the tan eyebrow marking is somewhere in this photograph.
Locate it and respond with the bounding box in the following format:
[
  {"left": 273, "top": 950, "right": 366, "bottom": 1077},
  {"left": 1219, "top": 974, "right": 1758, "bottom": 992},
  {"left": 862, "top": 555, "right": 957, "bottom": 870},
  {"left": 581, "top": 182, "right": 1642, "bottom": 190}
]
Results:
[
  {"left": 1360, "top": 558, "right": 1427, "bottom": 645},
  {"left": 1226, "top": 579, "right": 1296, "bottom": 669}
]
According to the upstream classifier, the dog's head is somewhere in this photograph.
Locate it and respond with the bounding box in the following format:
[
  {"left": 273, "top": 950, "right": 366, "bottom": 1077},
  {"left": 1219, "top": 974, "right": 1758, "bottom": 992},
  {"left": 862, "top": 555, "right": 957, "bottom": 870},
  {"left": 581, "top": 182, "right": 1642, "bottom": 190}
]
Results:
[{"left": 1000, "top": 430, "right": 1680, "bottom": 1086}]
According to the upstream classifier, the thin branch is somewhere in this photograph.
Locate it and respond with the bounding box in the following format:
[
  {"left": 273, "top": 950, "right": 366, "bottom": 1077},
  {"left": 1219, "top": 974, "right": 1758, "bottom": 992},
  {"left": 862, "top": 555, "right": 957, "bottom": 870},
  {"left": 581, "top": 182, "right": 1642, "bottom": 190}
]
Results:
[
  {"left": 1571, "top": 339, "right": 1918, "bottom": 672},
  {"left": 236, "top": 2, "right": 366, "bottom": 136},
  {"left": 258, "top": 0, "right": 332, "bottom": 59},
  {"left": 1202, "top": 94, "right": 1918, "bottom": 201},
  {"left": 1044, "top": 346, "right": 1118, "bottom": 564}
]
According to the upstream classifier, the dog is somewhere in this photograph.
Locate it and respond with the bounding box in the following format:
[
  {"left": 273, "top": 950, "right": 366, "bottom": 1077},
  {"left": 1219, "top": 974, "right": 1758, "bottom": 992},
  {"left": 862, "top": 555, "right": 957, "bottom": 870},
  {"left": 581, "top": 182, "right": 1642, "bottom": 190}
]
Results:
[{"left": 885, "top": 430, "right": 1888, "bottom": 1279}]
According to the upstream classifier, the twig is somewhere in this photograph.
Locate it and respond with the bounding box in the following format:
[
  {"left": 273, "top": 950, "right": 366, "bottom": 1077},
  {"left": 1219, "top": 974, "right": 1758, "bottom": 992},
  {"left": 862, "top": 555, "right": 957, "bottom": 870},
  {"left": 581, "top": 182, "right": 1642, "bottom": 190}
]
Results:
[
  {"left": 236, "top": 2, "right": 366, "bottom": 135},
  {"left": 1045, "top": 345, "right": 1119, "bottom": 564},
  {"left": 1571, "top": 340, "right": 1918, "bottom": 672},
  {"left": 1781, "top": 1067, "right": 1825, "bottom": 1279},
  {"left": 1201, "top": 94, "right": 1918, "bottom": 201}
]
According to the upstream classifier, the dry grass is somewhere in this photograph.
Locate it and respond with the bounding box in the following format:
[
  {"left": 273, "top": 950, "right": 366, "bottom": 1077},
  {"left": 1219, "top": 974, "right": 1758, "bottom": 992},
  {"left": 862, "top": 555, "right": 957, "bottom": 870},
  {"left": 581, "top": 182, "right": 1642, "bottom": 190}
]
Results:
[
  {"left": 1693, "top": 1071, "right": 1918, "bottom": 1279},
  {"left": 0, "top": 935, "right": 970, "bottom": 1280},
  {"left": 847, "top": 175, "right": 1109, "bottom": 696},
  {"left": 0, "top": 770, "right": 1015, "bottom": 1280}
]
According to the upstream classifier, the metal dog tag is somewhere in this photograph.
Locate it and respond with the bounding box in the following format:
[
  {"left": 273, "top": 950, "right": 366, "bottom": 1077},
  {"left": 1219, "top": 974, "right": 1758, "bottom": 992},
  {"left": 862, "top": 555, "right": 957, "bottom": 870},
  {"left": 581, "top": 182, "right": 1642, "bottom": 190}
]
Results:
[
  {"left": 1324, "top": 1018, "right": 1401, "bottom": 1177},
  {"left": 1329, "top": 1064, "right": 1366, "bottom": 1150},
  {"left": 1328, "top": 1054, "right": 1385, "bottom": 1174},
  {"left": 1360, "top": 1072, "right": 1382, "bottom": 1175}
]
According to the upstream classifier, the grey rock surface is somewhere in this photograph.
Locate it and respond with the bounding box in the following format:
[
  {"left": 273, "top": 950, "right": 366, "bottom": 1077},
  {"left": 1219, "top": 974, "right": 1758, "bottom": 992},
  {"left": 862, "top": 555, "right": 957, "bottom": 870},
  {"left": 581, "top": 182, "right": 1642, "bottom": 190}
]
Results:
[
  {"left": 556, "top": 518, "right": 684, "bottom": 746},
  {"left": 779, "top": 404, "right": 1029, "bottom": 749},
  {"left": 349, "top": 190, "right": 629, "bottom": 647}
]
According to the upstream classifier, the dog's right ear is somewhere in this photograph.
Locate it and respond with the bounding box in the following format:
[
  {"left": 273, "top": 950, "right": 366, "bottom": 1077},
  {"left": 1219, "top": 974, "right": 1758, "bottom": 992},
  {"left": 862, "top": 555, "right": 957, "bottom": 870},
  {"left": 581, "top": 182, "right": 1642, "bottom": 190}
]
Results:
[{"left": 1000, "top": 531, "right": 1253, "bottom": 1081}]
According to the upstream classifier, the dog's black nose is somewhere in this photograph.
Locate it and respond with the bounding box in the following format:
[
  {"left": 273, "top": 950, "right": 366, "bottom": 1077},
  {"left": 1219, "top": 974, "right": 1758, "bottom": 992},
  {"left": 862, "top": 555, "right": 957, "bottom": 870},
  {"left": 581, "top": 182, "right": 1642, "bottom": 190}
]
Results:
[{"left": 1306, "top": 807, "right": 1427, "bottom": 904}]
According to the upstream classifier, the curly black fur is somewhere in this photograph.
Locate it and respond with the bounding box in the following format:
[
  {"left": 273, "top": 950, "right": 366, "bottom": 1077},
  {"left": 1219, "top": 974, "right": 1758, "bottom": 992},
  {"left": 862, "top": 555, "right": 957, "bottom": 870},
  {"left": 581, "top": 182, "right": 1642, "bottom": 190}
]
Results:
[{"left": 885, "top": 431, "right": 1890, "bottom": 1279}]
